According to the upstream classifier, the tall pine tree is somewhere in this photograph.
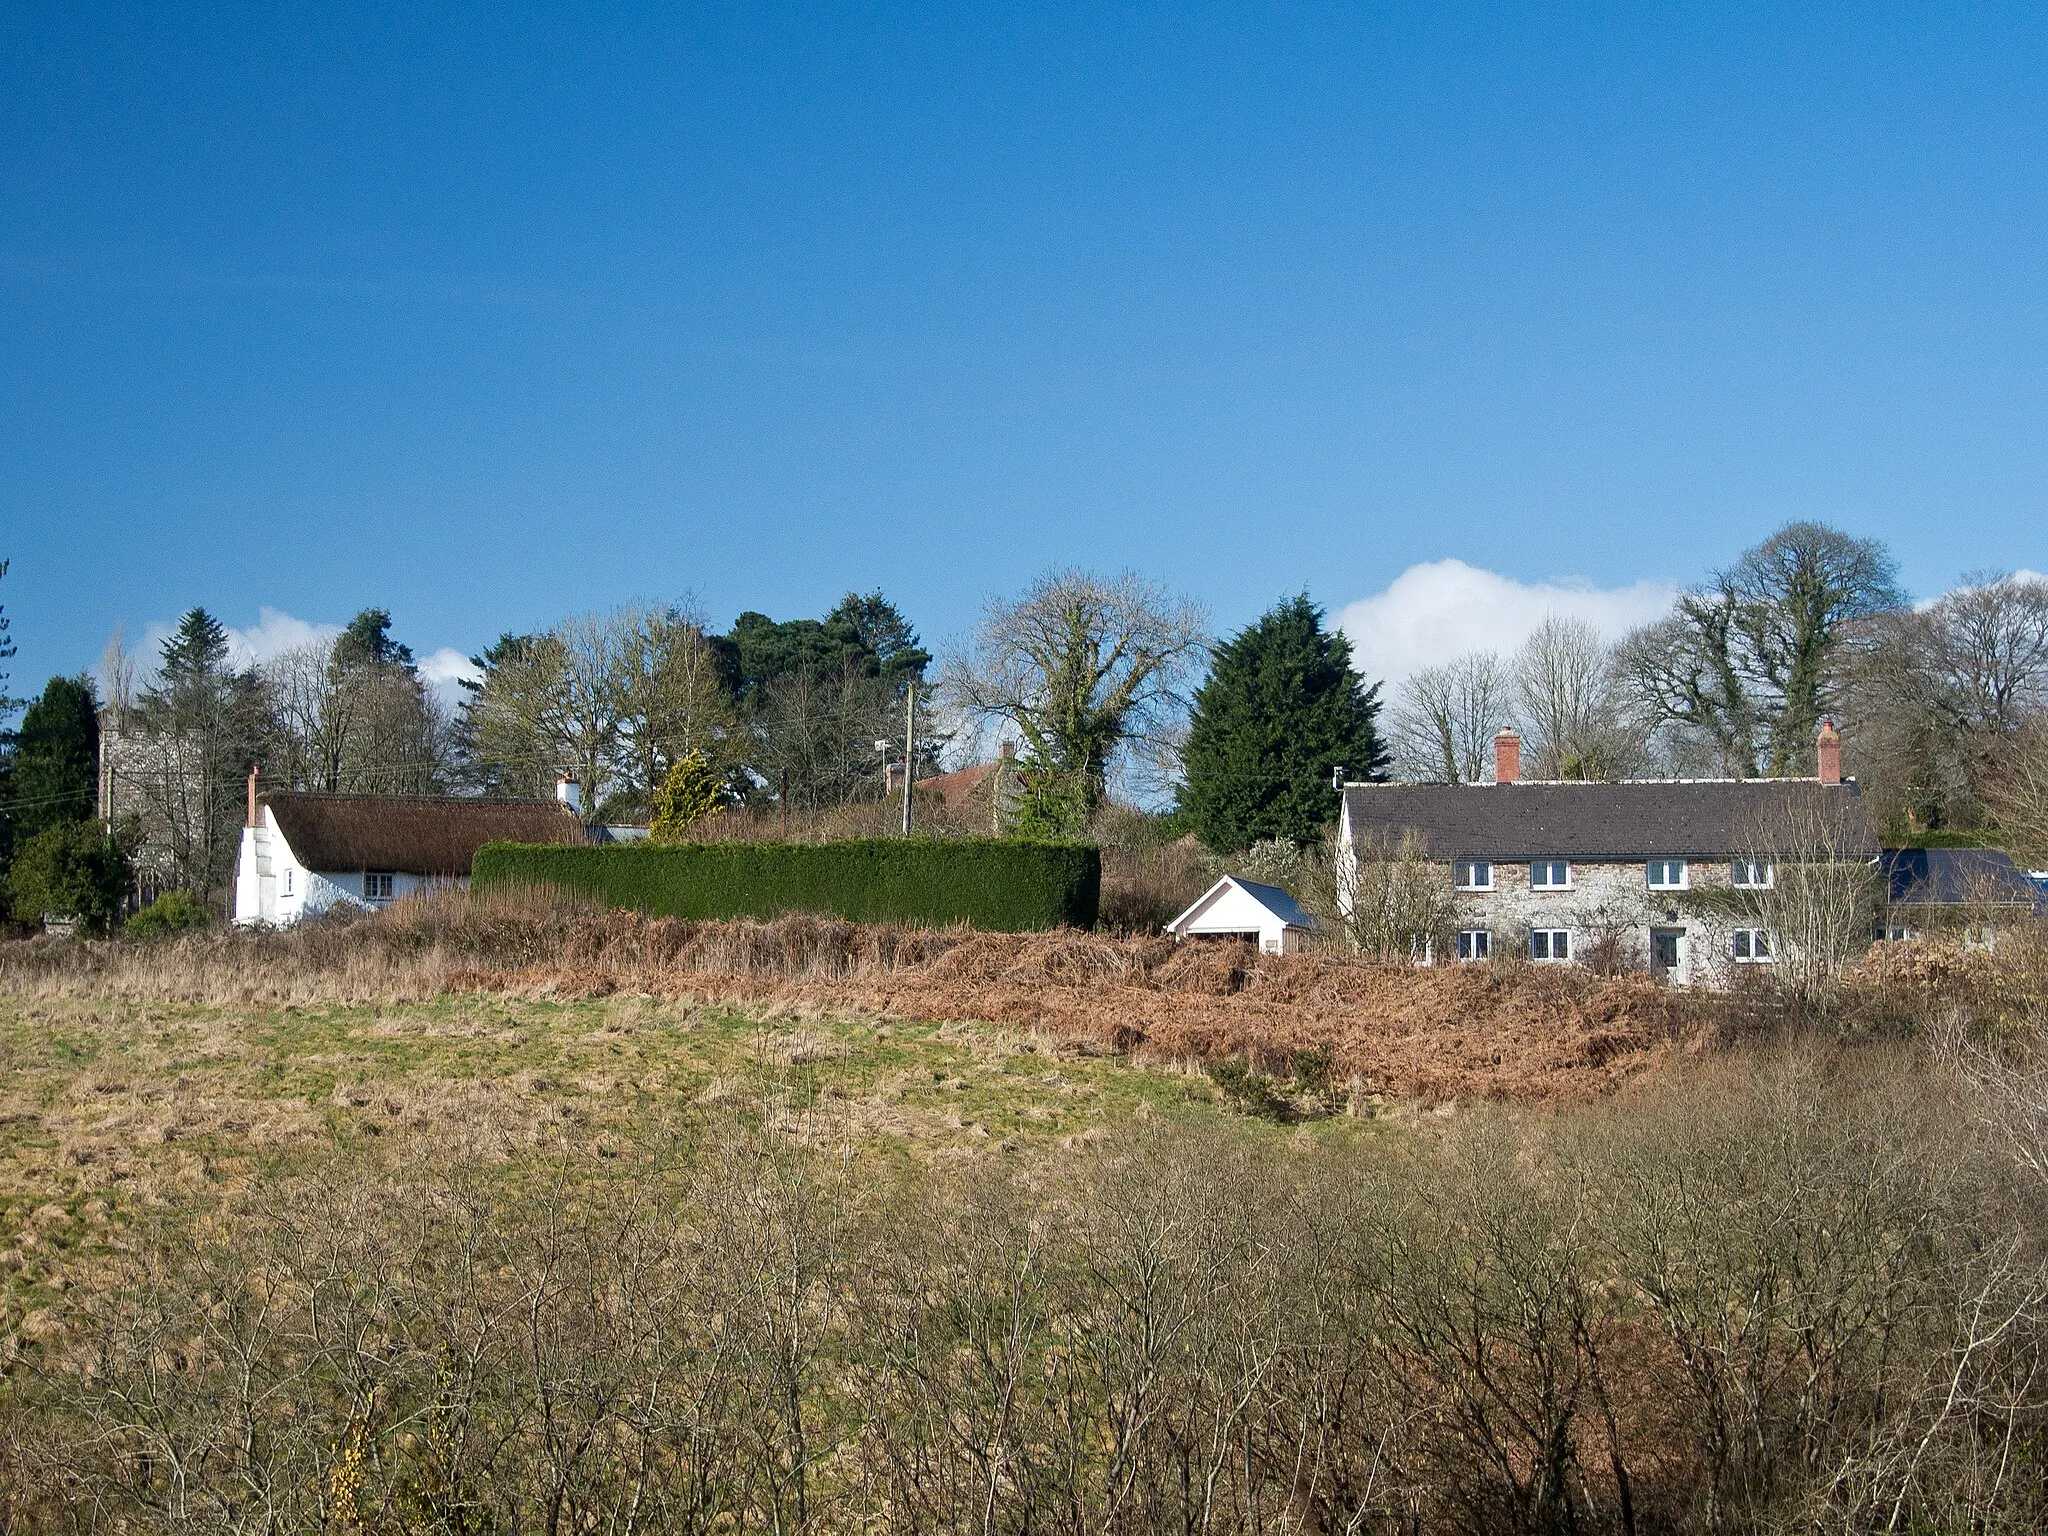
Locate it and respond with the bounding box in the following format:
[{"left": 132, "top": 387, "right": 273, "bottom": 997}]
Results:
[{"left": 1179, "top": 596, "right": 1386, "bottom": 852}]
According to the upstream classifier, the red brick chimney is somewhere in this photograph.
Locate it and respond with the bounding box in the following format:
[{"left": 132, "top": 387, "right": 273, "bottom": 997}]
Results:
[
  {"left": 1816, "top": 719, "right": 1842, "bottom": 785},
  {"left": 246, "top": 765, "right": 260, "bottom": 828},
  {"left": 1493, "top": 727, "right": 1522, "bottom": 785}
]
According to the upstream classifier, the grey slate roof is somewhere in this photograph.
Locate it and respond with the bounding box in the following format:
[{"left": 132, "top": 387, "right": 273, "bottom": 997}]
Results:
[
  {"left": 1228, "top": 878, "right": 1313, "bottom": 928},
  {"left": 1342, "top": 779, "right": 1877, "bottom": 861},
  {"left": 1881, "top": 847, "right": 2046, "bottom": 908}
]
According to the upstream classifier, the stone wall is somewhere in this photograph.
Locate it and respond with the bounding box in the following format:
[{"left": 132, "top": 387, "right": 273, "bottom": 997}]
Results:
[{"left": 1451, "top": 858, "right": 1759, "bottom": 985}]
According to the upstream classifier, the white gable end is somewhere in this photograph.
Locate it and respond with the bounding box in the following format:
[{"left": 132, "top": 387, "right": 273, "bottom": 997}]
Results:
[{"left": 1166, "top": 876, "right": 1312, "bottom": 955}]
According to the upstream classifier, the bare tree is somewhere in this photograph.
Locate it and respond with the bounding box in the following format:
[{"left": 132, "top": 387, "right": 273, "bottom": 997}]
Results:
[
  {"left": 1981, "top": 719, "right": 2048, "bottom": 869},
  {"left": 613, "top": 604, "right": 739, "bottom": 816},
  {"left": 1692, "top": 792, "right": 1882, "bottom": 1010},
  {"left": 1613, "top": 606, "right": 1759, "bottom": 777},
  {"left": 1389, "top": 651, "right": 1512, "bottom": 783},
  {"left": 262, "top": 637, "right": 447, "bottom": 796},
  {"left": 462, "top": 616, "right": 629, "bottom": 812},
  {"left": 1334, "top": 828, "right": 1465, "bottom": 963},
  {"left": 754, "top": 657, "right": 899, "bottom": 812},
  {"left": 1845, "top": 573, "right": 2048, "bottom": 832},
  {"left": 1618, "top": 522, "right": 1904, "bottom": 777},
  {"left": 1513, "top": 616, "right": 1641, "bottom": 780},
  {"left": 943, "top": 570, "right": 1207, "bottom": 815}
]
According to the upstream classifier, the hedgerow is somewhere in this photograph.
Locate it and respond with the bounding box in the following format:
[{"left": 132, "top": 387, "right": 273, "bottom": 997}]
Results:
[{"left": 472, "top": 837, "right": 1100, "bottom": 931}]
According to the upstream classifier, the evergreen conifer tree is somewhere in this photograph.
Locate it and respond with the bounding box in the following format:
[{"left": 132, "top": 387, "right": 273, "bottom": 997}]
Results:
[
  {"left": 12, "top": 675, "right": 100, "bottom": 839},
  {"left": 649, "top": 750, "right": 726, "bottom": 841},
  {"left": 1179, "top": 596, "right": 1386, "bottom": 852}
]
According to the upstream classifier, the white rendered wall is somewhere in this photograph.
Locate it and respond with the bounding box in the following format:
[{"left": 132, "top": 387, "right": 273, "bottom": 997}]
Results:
[{"left": 1175, "top": 882, "right": 1301, "bottom": 954}]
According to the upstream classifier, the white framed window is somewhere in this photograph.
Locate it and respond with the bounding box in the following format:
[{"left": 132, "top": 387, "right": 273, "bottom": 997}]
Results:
[
  {"left": 1646, "top": 858, "right": 1688, "bottom": 890},
  {"left": 1455, "top": 859, "right": 1493, "bottom": 891},
  {"left": 1731, "top": 928, "right": 1773, "bottom": 963},
  {"left": 1530, "top": 928, "right": 1571, "bottom": 962},
  {"left": 365, "top": 871, "right": 396, "bottom": 903},
  {"left": 1530, "top": 860, "right": 1571, "bottom": 889},
  {"left": 1409, "top": 935, "right": 1436, "bottom": 965},
  {"left": 1732, "top": 859, "right": 1774, "bottom": 889},
  {"left": 1883, "top": 923, "right": 1913, "bottom": 942},
  {"left": 1457, "top": 928, "right": 1491, "bottom": 961},
  {"left": 281, "top": 868, "right": 294, "bottom": 897}
]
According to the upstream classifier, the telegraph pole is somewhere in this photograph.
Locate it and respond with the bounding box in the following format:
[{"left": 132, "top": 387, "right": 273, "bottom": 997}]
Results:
[{"left": 901, "top": 682, "right": 916, "bottom": 836}]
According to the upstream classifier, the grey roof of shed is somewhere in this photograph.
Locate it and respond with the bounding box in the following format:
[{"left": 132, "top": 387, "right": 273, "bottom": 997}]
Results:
[
  {"left": 264, "top": 793, "right": 584, "bottom": 876},
  {"left": 1168, "top": 876, "right": 1314, "bottom": 934},
  {"left": 1341, "top": 779, "right": 1878, "bottom": 861}
]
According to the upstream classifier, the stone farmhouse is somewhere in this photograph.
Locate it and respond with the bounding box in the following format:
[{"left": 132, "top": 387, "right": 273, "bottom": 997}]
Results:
[{"left": 1338, "top": 721, "right": 1878, "bottom": 985}]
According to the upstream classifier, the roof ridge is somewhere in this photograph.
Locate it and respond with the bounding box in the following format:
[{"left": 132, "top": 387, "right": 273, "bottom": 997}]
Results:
[
  {"left": 1346, "top": 776, "right": 1829, "bottom": 789},
  {"left": 262, "top": 790, "right": 565, "bottom": 808}
]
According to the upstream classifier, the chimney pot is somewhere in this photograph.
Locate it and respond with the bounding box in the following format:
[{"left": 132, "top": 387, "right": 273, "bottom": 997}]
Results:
[
  {"left": 1493, "top": 728, "right": 1522, "bottom": 785},
  {"left": 247, "top": 765, "right": 260, "bottom": 828},
  {"left": 1816, "top": 719, "right": 1842, "bottom": 786}
]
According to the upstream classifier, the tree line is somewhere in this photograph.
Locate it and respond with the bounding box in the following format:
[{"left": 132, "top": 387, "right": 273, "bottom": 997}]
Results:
[
  {"left": 5, "top": 519, "right": 2047, "bottom": 926},
  {"left": 0, "top": 592, "right": 940, "bottom": 925}
]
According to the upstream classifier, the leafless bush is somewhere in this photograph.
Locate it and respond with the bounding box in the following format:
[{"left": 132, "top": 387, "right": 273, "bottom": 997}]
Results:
[
  {"left": 1334, "top": 828, "right": 1465, "bottom": 962},
  {"left": 1683, "top": 792, "right": 1883, "bottom": 1013},
  {"left": 2, "top": 1040, "right": 2046, "bottom": 1532}
]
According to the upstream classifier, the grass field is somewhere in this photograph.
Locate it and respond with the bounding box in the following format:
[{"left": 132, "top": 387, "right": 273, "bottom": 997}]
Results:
[
  {"left": 2, "top": 911, "right": 2046, "bottom": 1528},
  {"left": 0, "top": 986, "right": 1382, "bottom": 1357}
]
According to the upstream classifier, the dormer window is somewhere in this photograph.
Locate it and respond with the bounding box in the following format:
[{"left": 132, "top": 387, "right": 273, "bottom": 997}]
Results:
[
  {"left": 1456, "top": 859, "right": 1493, "bottom": 891},
  {"left": 1646, "top": 859, "right": 1688, "bottom": 891},
  {"left": 1530, "top": 860, "right": 1571, "bottom": 890}
]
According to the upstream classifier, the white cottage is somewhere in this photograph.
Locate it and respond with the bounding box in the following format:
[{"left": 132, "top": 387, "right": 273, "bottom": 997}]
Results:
[
  {"left": 233, "top": 780, "right": 584, "bottom": 927},
  {"left": 1167, "top": 876, "right": 1315, "bottom": 955}
]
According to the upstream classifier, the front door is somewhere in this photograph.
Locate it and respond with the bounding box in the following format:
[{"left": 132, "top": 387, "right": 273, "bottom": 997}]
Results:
[{"left": 1650, "top": 927, "right": 1684, "bottom": 980}]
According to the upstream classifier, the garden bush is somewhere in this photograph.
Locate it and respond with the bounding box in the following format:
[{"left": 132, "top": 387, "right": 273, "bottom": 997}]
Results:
[{"left": 123, "top": 889, "right": 214, "bottom": 940}]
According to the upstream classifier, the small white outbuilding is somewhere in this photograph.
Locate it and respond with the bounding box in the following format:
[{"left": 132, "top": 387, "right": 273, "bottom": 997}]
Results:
[{"left": 1165, "top": 876, "right": 1314, "bottom": 955}]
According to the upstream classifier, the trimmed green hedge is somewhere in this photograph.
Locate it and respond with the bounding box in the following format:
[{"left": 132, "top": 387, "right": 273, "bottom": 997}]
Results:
[{"left": 472, "top": 838, "right": 1100, "bottom": 932}]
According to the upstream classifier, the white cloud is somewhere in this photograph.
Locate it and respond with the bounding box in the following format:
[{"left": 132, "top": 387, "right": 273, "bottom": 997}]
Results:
[
  {"left": 1335, "top": 560, "right": 1679, "bottom": 687},
  {"left": 418, "top": 646, "right": 482, "bottom": 709},
  {"left": 224, "top": 608, "right": 343, "bottom": 668}
]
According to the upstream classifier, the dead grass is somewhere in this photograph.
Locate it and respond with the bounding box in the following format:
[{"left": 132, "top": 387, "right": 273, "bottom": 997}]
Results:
[{"left": 1, "top": 887, "right": 1699, "bottom": 1102}]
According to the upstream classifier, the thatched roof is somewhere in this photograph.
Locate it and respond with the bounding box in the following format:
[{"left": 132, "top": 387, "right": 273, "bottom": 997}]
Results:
[{"left": 263, "top": 793, "right": 583, "bottom": 876}]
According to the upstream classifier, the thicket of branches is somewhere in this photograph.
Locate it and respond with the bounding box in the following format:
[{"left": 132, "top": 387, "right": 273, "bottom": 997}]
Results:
[{"left": 6, "top": 1039, "right": 2048, "bottom": 1533}]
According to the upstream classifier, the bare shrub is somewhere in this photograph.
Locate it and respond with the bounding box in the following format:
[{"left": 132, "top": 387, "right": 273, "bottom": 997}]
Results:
[
  {"left": 5, "top": 1041, "right": 2048, "bottom": 1531},
  {"left": 1334, "top": 828, "right": 1464, "bottom": 963}
]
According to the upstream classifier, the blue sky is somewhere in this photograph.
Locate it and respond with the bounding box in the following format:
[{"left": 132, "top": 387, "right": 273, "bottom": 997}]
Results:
[{"left": 5, "top": 3, "right": 2048, "bottom": 700}]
